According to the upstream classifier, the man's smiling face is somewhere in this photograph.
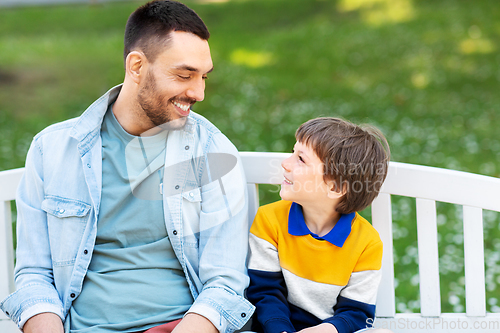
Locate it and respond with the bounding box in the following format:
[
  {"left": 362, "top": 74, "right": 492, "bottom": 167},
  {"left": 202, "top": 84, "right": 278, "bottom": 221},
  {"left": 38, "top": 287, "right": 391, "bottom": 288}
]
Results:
[{"left": 137, "top": 31, "right": 213, "bottom": 129}]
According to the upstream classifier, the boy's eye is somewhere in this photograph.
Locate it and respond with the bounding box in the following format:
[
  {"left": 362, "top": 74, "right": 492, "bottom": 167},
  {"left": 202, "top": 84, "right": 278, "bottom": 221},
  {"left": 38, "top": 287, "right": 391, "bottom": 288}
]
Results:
[
  {"left": 202, "top": 75, "right": 208, "bottom": 80},
  {"left": 291, "top": 149, "right": 304, "bottom": 163}
]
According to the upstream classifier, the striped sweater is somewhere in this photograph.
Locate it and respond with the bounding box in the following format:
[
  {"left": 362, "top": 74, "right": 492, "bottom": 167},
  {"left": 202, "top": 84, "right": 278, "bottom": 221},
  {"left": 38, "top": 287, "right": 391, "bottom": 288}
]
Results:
[{"left": 247, "top": 200, "right": 383, "bottom": 333}]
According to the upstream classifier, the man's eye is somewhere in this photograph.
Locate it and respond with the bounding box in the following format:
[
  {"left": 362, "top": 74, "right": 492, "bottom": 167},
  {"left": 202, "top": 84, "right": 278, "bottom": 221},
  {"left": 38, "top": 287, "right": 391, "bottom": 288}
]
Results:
[
  {"left": 178, "top": 75, "right": 190, "bottom": 80},
  {"left": 202, "top": 76, "right": 209, "bottom": 80},
  {"left": 298, "top": 156, "right": 305, "bottom": 163}
]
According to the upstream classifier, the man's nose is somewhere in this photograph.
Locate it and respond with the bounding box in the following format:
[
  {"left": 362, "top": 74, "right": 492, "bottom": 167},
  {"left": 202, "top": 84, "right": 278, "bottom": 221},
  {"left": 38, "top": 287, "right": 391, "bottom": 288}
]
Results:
[{"left": 186, "top": 78, "right": 205, "bottom": 102}]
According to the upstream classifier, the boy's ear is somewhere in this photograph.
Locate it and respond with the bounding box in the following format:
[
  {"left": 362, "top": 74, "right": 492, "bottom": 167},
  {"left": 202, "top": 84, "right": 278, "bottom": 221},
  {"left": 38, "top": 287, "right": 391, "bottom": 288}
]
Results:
[{"left": 327, "top": 180, "right": 346, "bottom": 200}]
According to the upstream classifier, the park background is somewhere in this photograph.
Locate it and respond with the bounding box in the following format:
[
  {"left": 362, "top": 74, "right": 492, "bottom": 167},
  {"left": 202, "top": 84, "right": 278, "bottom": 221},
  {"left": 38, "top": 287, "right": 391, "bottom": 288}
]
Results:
[{"left": 0, "top": 0, "right": 499, "bottom": 316}]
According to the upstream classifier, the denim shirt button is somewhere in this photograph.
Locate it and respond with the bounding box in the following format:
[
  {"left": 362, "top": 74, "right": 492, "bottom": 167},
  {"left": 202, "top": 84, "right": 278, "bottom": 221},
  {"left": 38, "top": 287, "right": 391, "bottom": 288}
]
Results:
[
  {"left": 175, "top": 185, "right": 180, "bottom": 190},
  {"left": 185, "top": 145, "right": 190, "bottom": 150},
  {"left": 241, "top": 313, "right": 246, "bottom": 318},
  {"left": 71, "top": 293, "right": 76, "bottom": 298},
  {"left": 173, "top": 230, "right": 178, "bottom": 235},
  {"left": 84, "top": 249, "right": 88, "bottom": 255},
  {"left": 59, "top": 209, "right": 65, "bottom": 214},
  {"left": 87, "top": 164, "right": 91, "bottom": 168},
  {"left": 5, "top": 311, "right": 8, "bottom": 316}
]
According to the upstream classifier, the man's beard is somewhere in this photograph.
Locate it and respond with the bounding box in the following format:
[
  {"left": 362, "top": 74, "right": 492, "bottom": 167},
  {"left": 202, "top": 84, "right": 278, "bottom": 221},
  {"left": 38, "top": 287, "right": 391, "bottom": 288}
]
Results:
[
  {"left": 137, "top": 70, "right": 194, "bottom": 131},
  {"left": 137, "top": 70, "right": 172, "bottom": 127}
]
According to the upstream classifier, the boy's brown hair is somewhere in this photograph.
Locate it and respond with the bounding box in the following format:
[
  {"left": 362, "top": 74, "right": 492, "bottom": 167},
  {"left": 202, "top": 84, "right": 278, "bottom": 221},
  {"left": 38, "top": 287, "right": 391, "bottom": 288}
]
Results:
[{"left": 296, "top": 117, "right": 390, "bottom": 214}]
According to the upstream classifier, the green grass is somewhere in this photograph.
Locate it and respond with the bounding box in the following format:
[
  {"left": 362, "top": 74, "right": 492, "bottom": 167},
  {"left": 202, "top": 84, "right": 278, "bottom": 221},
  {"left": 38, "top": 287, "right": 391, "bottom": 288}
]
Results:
[{"left": 1, "top": 0, "right": 499, "bottom": 314}]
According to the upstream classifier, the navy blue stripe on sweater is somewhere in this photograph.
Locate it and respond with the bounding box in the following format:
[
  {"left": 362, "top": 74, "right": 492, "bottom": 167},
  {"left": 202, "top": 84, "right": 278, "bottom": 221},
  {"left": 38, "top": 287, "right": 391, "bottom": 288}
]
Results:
[
  {"left": 326, "top": 296, "right": 376, "bottom": 332},
  {"left": 247, "top": 269, "right": 376, "bottom": 333},
  {"left": 247, "top": 269, "right": 295, "bottom": 333}
]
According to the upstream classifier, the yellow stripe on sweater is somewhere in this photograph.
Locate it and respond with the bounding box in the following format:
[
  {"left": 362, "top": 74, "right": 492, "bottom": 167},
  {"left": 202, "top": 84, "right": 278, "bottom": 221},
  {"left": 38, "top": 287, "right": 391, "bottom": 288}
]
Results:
[{"left": 250, "top": 200, "right": 382, "bottom": 286}]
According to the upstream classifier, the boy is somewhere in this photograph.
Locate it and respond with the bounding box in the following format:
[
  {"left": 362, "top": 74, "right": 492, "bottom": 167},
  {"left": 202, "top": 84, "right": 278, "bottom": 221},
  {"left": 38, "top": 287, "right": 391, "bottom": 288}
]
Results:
[{"left": 247, "top": 117, "right": 390, "bottom": 333}]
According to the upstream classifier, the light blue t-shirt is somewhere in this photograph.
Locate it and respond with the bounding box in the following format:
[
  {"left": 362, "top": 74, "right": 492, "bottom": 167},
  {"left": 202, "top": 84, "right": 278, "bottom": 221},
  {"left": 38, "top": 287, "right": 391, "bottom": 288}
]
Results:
[{"left": 69, "top": 107, "right": 193, "bottom": 332}]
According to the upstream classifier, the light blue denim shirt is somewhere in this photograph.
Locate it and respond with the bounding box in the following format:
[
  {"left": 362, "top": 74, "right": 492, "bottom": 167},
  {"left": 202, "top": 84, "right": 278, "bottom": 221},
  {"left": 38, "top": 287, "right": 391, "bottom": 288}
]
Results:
[{"left": 0, "top": 85, "right": 255, "bottom": 332}]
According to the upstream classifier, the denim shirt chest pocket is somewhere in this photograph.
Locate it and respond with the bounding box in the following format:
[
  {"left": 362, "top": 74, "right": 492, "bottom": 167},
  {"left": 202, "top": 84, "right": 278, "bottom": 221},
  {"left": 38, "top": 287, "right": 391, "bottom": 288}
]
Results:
[{"left": 41, "top": 196, "right": 91, "bottom": 266}]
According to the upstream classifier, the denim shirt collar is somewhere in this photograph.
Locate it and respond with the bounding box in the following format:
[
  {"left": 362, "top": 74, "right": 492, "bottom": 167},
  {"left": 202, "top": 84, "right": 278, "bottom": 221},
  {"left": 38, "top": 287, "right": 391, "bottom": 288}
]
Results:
[
  {"left": 70, "top": 84, "right": 122, "bottom": 145},
  {"left": 288, "top": 202, "right": 355, "bottom": 247}
]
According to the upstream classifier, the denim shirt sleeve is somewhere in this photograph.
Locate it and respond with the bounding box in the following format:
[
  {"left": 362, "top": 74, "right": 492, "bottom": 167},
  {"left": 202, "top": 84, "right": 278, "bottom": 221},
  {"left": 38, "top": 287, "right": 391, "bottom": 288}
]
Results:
[
  {"left": 186, "top": 131, "right": 254, "bottom": 332},
  {"left": 0, "top": 139, "right": 65, "bottom": 328}
]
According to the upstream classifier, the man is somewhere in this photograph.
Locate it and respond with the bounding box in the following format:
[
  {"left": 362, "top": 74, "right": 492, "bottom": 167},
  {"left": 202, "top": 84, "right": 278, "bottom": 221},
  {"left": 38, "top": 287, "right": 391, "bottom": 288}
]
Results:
[{"left": 0, "top": 1, "right": 254, "bottom": 332}]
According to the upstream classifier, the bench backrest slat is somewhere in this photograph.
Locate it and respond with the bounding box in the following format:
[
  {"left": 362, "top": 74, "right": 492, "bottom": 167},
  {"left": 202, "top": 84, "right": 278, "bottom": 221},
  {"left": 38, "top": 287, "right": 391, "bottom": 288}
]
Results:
[
  {"left": 416, "top": 198, "right": 441, "bottom": 317},
  {"left": 463, "top": 205, "right": 486, "bottom": 316},
  {"left": 371, "top": 193, "right": 396, "bottom": 317},
  {"left": 247, "top": 184, "right": 259, "bottom": 229}
]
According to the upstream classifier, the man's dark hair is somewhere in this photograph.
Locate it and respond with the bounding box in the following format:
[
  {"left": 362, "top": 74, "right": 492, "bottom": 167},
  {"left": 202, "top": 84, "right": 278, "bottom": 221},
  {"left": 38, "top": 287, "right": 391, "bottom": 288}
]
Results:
[
  {"left": 296, "top": 117, "right": 390, "bottom": 214},
  {"left": 124, "top": 0, "right": 210, "bottom": 63}
]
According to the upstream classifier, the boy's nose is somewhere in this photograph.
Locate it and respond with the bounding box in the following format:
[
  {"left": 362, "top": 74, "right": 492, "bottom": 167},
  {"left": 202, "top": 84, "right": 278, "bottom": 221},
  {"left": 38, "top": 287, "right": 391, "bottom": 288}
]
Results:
[{"left": 281, "top": 156, "right": 292, "bottom": 171}]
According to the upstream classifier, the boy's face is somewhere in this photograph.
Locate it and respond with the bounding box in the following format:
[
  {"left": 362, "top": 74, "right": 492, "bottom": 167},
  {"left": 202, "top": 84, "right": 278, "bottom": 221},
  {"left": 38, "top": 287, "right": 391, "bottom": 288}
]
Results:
[{"left": 280, "top": 141, "right": 336, "bottom": 206}]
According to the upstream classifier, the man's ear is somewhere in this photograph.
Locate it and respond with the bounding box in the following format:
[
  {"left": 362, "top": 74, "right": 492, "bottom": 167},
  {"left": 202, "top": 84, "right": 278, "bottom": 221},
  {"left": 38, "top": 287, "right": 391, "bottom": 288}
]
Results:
[{"left": 125, "top": 51, "right": 147, "bottom": 84}]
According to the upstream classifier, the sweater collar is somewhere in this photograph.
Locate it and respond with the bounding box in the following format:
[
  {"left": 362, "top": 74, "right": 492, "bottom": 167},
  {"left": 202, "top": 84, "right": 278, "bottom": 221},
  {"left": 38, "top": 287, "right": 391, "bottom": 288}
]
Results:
[{"left": 287, "top": 202, "right": 355, "bottom": 247}]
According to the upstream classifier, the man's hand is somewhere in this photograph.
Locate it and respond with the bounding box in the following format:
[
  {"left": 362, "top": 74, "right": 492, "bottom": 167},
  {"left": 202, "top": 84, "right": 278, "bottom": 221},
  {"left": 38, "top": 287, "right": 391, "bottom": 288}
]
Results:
[
  {"left": 23, "top": 312, "right": 64, "bottom": 333},
  {"left": 171, "top": 313, "right": 218, "bottom": 333},
  {"left": 296, "top": 323, "right": 338, "bottom": 333}
]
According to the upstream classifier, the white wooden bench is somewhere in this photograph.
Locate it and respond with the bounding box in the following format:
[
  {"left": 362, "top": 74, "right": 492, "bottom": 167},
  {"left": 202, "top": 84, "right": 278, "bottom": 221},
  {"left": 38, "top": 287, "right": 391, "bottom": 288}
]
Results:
[{"left": 2, "top": 152, "right": 500, "bottom": 332}]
